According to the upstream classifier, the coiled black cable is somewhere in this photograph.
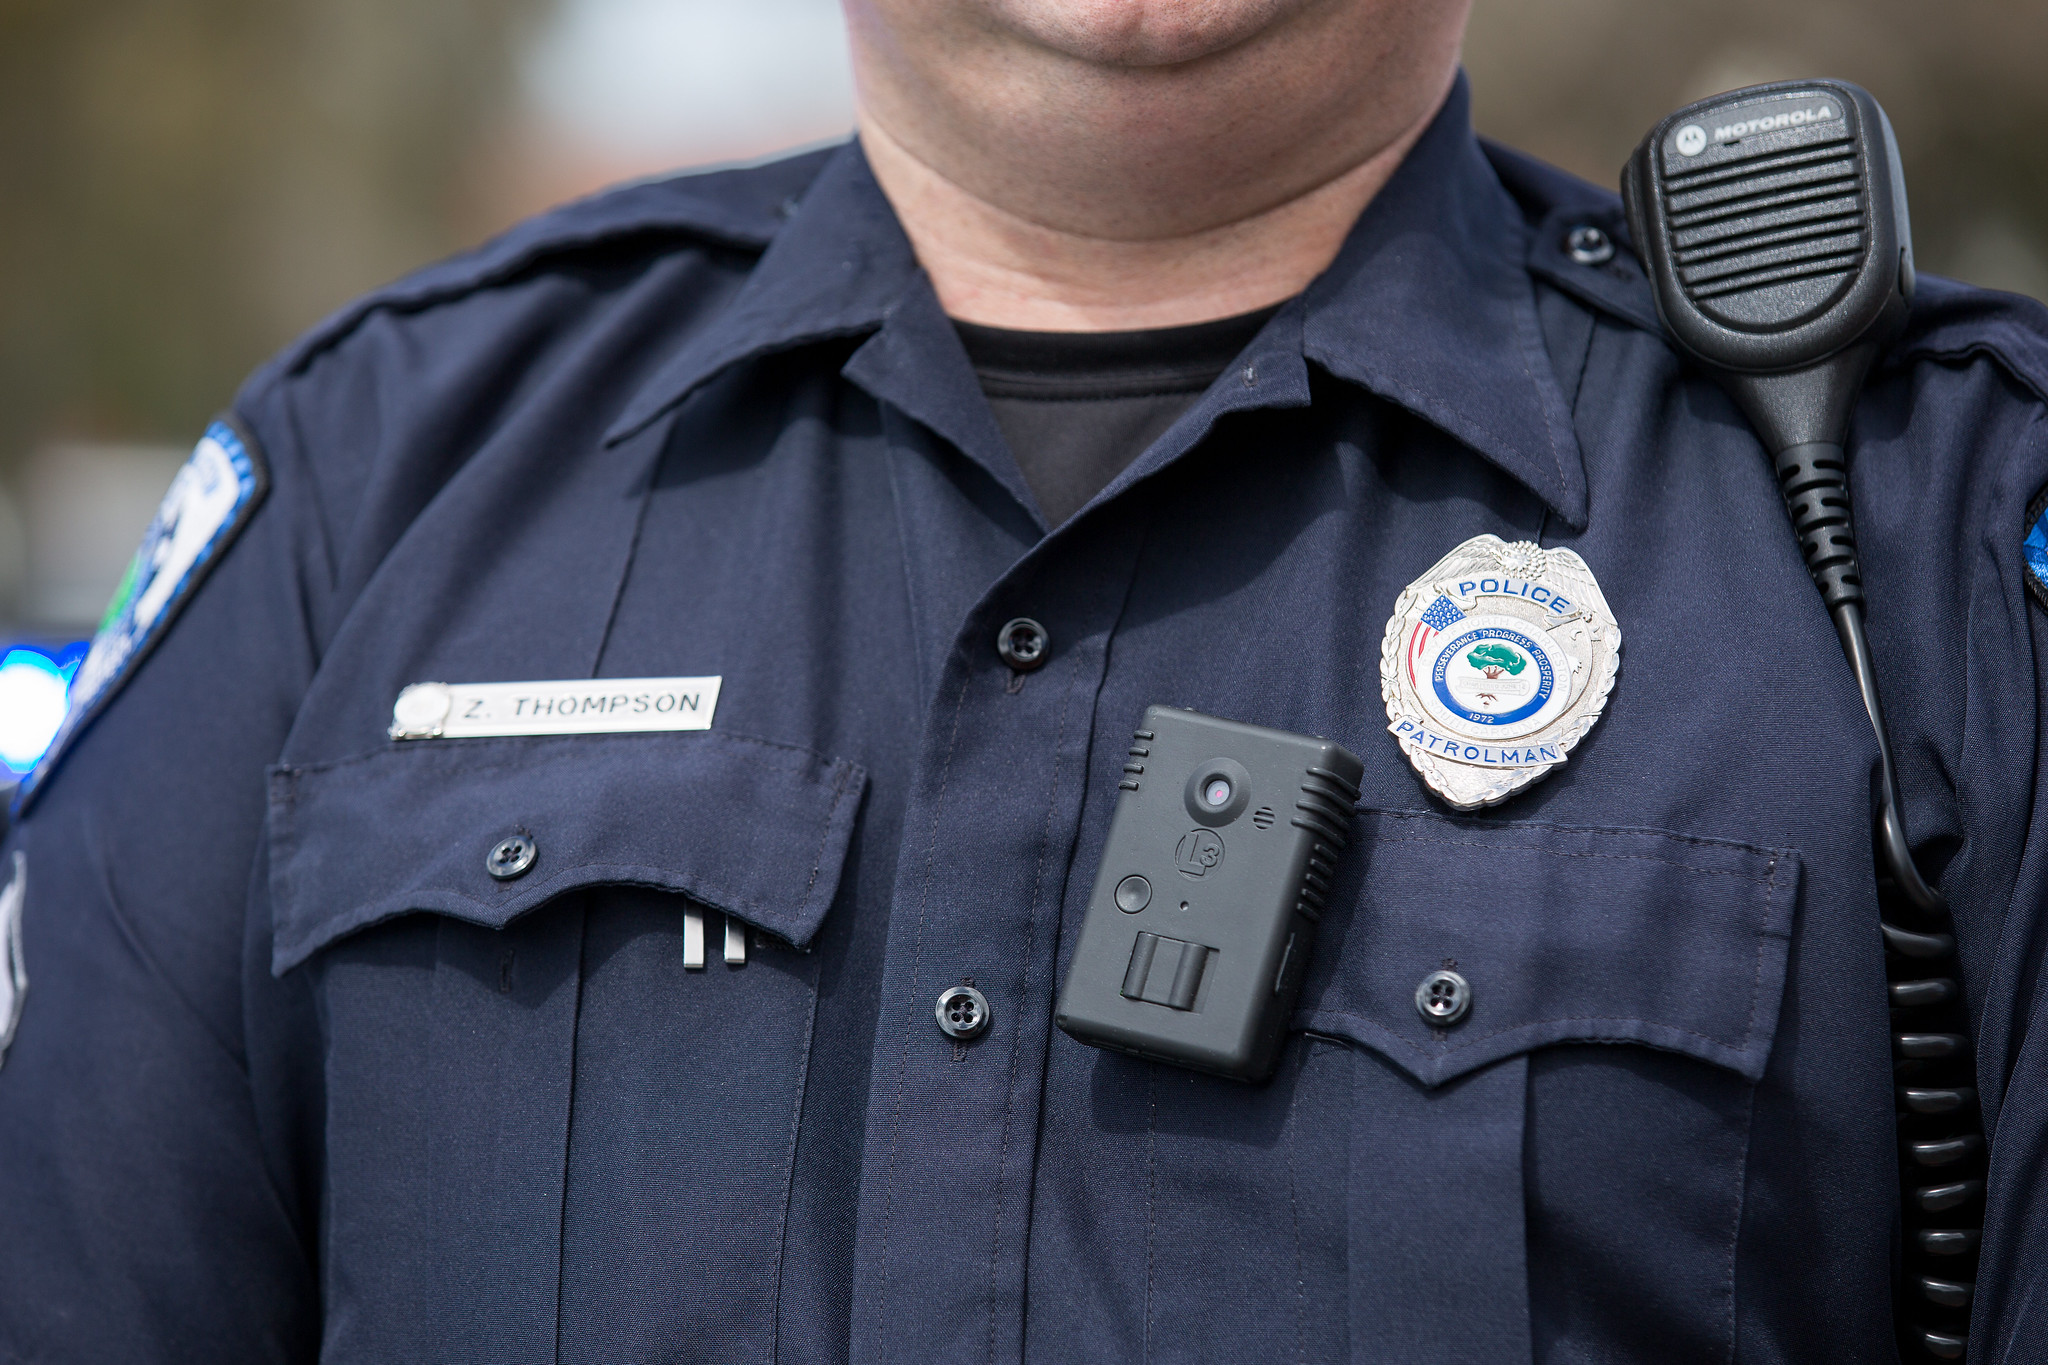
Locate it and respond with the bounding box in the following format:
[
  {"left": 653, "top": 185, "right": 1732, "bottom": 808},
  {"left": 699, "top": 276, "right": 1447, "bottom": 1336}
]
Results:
[{"left": 1776, "top": 442, "right": 1982, "bottom": 1361}]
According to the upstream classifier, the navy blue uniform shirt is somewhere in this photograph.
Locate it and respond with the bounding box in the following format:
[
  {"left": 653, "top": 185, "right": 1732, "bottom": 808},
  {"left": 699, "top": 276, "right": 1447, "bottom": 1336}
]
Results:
[{"left": 5, "top": 78, "right": 2048, "bottom": 1363}]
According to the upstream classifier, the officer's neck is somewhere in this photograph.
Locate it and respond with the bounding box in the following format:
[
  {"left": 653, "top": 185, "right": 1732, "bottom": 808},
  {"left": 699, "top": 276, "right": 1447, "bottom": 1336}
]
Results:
[{"left": 851, "top": 9, "right": 1461, "bottom": 333}]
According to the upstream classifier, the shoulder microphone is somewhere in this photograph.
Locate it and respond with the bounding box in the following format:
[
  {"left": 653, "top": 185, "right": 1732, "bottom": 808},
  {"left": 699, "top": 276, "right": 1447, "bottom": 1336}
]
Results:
[
  {"left": 1625, "top": 82, "right": 1978, "bottom": 1362},
  {"left": 1623, "top": 81, "right": 1912, "bottom": 479}
]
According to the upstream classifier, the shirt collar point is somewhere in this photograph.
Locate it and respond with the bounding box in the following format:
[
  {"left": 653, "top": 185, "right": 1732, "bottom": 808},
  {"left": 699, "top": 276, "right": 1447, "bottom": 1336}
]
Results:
[
  {"left": 1294, "top": 76, "right": 1590, "bottom": 527},
  {"left": 607, "top": 143, "right": 911, "bottom": 444}
]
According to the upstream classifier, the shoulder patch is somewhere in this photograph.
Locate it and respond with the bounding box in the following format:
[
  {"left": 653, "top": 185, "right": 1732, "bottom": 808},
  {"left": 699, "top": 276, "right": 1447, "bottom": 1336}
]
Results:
[
  {"left": 13, "top": 418, "right": 269, "bottom": 812},
  {"left": 0, "top": 851, "right": 24, "bottom": 1067},
  {"left": 2027, "top": 482, "right": 2048, "bottom": 612}
]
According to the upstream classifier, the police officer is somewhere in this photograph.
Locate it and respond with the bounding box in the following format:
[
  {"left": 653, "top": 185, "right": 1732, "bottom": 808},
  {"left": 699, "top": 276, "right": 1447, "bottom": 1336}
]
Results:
[{"left": 3, "top": 0, "right": 2046, "bottom": 1359}]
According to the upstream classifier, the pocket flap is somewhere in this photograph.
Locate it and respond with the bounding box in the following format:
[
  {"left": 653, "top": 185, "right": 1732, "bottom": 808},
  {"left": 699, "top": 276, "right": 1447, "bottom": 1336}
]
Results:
[
  {"left": 267, "top": 732, "right": 866, "bottom": 973},
  {"left": 1297, "top": 810, "right": 1797, "bottom": 1087}
]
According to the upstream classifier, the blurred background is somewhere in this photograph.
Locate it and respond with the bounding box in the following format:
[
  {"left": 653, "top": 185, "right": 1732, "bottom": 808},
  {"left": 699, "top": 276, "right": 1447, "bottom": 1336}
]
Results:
[{"left": 2, "top": 0, "right": 2044, "bottom": 774}]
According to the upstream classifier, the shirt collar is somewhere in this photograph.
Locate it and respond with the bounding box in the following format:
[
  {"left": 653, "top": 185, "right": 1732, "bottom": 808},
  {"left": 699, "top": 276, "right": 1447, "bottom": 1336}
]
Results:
[
  {"left": 604, "top": 144, "right": 915, "bottom": 446},
  {"left": 607, "top": 74, "right": 1586, "bottom": 528},
  {"left": 1300, "top": 74, "right": 1586, "bottom": 525}
]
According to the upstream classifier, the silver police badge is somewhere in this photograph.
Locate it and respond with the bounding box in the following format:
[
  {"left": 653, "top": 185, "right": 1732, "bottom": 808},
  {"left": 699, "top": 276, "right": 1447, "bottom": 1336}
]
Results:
[{"left": 1380, "top": 535, "right": 1620, "bottom": 810}]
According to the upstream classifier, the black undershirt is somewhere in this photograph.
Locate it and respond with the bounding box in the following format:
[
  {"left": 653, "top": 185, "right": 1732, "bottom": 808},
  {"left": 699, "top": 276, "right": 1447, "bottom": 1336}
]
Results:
[{"left": 954, "top": 304, "right": 1283, "bottom": 526}]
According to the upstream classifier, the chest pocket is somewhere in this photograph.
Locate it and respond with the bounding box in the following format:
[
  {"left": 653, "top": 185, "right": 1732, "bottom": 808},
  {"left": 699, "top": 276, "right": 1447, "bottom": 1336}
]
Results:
[
  {"left": 266, "top": 732, "right": 865, "bottom": 1365},
  {"left": 1300, "top": 809, "right": 1794, "bottom": 1084},
  {"left": 1299, "top": 810, "right": 1796, "bottom": 1365}
]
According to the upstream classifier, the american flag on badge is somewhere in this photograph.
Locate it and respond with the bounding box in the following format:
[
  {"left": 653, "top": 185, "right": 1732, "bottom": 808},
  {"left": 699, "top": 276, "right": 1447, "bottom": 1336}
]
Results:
[{"left": 1407, "top": 595, "right": 1467, "bottom": 687}]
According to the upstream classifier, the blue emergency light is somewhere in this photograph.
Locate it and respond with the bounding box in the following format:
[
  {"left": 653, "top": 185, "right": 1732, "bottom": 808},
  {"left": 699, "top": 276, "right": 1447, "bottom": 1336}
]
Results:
[{"left": 0, "top": 643, "right": 85, "bottom": 777}]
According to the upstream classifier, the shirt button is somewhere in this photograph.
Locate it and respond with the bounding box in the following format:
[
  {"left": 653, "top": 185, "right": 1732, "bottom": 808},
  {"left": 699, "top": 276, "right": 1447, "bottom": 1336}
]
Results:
[
  {"left": 996, "top": 617, "right": 1049, "bottom": 671},
  {"left": 487, "top": 833, "right": 537, "bottom": 881},
  {"left": 935, "top": 984, "right": 992, "bottom": 1040},
  {"left": 1415, "top": 968, "right": 1472, "bottom": 1026},
  {"left": 1566, "top": 224, "right": 1616, "bottom": 266}
]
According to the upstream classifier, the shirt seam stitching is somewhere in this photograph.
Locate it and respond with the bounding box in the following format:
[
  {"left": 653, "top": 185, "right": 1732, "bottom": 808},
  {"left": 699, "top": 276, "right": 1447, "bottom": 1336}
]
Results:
[
  {"left": 873, "top": 666, "right": 974, "bottom": 1358},
  {"left": 1361, "top": 807, "right": 1785, "bottom": 858},
  {"left": 1302, "top": 1007, "right": 1760, "bottom": 1056},
  {"left": 1364, "top": 831, "right": 1780, "bottom": 884},
  {"left": 984, "top": 662, "right": 1081, "bottom": 1365}
]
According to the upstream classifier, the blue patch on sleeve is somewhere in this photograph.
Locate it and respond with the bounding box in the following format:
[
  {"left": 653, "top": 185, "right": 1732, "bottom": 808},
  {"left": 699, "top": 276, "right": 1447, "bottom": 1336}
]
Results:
[
  {"left": 2028, "top": 486, "right": 2048, "bottom": 613},
  {"left": 12, "top": 417, "right": 269, "bottom": 814}
]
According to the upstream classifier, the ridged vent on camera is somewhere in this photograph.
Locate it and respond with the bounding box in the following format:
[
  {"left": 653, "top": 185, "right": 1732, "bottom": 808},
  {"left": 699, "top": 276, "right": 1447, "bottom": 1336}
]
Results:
[
  {"left": 1290, "top": 765, "right": 1359, "bottom": 922},
  {"left": 1661, "top": 125, "right": 1865, "bottom": 326}
]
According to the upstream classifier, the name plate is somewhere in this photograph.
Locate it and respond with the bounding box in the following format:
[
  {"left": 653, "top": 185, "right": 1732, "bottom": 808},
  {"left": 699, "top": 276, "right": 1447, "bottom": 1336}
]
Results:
[{"left": 389, "top": 676, "right": 721, "bottom": 740}]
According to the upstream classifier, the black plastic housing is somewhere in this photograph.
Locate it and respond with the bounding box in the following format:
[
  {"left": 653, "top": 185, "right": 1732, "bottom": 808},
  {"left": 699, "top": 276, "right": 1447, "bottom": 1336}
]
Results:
[
  {"left": 1623, "top": 80, "right": 1917, "bottom": 609},
  {"left": 1622, "top": 79, "right": 1913, "bottom": 377},
  {"left": 1055, "top": 707, "right": 1362, "bottom": 1083}
]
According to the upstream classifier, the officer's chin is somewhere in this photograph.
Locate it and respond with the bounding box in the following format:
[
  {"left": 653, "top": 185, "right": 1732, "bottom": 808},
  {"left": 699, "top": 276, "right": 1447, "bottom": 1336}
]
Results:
[{"left": 965, "top": 0, "right": 1317, "bottom": 69}]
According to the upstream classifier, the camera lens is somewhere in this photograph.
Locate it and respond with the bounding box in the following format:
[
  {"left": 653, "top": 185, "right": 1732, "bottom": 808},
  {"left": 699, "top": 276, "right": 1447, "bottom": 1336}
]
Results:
[{"left": 1182, "top": 758, "right": 1250, "bottom": 826}]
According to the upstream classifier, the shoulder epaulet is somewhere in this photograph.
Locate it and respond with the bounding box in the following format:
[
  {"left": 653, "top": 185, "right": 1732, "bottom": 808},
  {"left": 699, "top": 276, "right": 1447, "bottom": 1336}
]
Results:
[
  {"left": 1483, "top": 138, "right": 1620, "bottom": 228},
  {"left": 265, "top": 142, "right": 843, "bottom": 382},
  {"left": 1481, "top": 138, "right": 1662, "bottom": 336},
  {"left": 1484, "top": 136, "right": 2048, "bottom": 403},
  {"left": 1891, "top": 275, "right": 2048, "bottom": 411},
  {"left": 1905, "top": 277, "right": 2048, "bottom": 610}
]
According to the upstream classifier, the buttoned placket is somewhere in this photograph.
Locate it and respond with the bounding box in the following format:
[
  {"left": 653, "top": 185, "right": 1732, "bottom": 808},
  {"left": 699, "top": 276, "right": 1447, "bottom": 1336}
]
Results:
[{"left": 841, "top": 287, "right": 1321, "bottom": 1360}]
